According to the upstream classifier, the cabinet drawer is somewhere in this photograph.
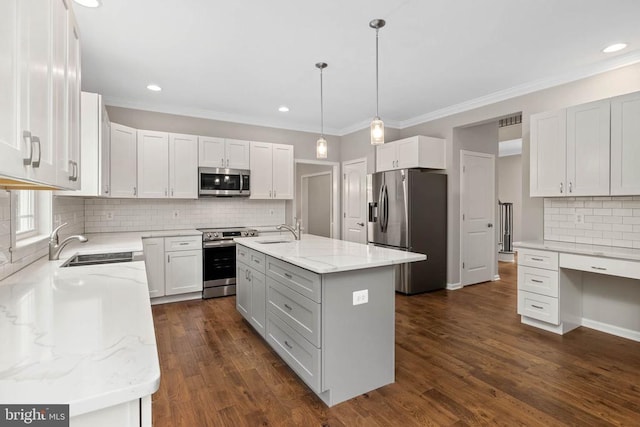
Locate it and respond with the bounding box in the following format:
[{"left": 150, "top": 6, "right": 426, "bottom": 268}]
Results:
[
  {"left": 266, "top": 312, "right": 322, "bottom": 393},
  {"left": 518, "top": 248, "right": 558, "bottom": 271},
  {"left": 165, "top": 236, "right": 201, "bottom": 251},
  {"left": 267, "top": 278, "right": 320, "bottom": 348},
  {"left": 249, "top": 250, "right": 266, "bottom": 273},
  {"left": 517, "top": 291, "right": 559, "bottom": 325},
  {"left": 559, "top": 253, "right": 640, "bottom": 280},
  {"left": 518, "top": 266, "right": 559, "bottom": 297},
  {"left": 236, "top": 245, "right": 250, "bottom": 264},
  {"left": 266, "top": 256, "right": 321, "bottom": 303}
]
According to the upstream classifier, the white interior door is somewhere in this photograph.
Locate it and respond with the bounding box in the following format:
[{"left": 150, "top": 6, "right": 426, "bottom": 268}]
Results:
[
  {"left": 342, "top": 158, "right": 367, "bottom": 243},
  {"left": 461, "top": 150, "right": 495, "bottom": 286}
]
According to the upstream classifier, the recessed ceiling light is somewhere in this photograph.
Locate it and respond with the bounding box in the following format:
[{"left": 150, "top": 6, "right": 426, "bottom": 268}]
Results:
[
  {"left": 73, "top": 0, "right": 102, "bottom": 7},
  {"left": 147, "top": 84, "right": 162, "bottom": 92},
  {"left": 602, "top": 43, "right": 627, "bottom": 53},
  {"left": 278, "top": 106, "right": 290, "bottom": 112}
]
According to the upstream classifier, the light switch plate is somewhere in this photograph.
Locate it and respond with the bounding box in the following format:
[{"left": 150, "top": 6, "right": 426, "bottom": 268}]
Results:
[{"left": 353, "top": 289, "right": 368, "bottom": 306}]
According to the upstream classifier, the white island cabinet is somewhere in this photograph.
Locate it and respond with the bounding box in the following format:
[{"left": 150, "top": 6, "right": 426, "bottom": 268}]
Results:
[{"left": 234, "top": 234, "right": 426, "bottom": 406}]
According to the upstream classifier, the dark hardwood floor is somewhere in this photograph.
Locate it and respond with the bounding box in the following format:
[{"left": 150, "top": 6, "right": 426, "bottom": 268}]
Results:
[{"left": 151, "top": 262, "right": 640, "bottom": 426}]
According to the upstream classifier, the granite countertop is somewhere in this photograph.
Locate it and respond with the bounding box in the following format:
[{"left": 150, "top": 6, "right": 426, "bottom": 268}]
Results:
[
  {"left": 235, "top": 234, "right": 426, "bottom": 274},
  {"left": 514, "top": 240, "right": 640, "bottom": 262},
  {"left": 0, "top": 231, "right": 178, "bottom": 417}
]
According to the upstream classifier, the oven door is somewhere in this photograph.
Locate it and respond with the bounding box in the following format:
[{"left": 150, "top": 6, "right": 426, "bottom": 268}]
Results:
[
  {"left": 199, "top": 167, "right": 250, "bottom": 197},
  {"left": 202, "top": 242, "right": 237, "bottom": 298}
]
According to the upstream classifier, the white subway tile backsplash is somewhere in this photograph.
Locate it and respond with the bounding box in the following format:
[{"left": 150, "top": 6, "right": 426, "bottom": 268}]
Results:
[{"left": 545, "top": 196, "right": 640, "bottom": 249}]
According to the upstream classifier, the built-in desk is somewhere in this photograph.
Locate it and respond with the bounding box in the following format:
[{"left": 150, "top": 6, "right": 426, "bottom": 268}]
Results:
[{"left": 514, "top": 241, "right": 640, "bottom": 342}]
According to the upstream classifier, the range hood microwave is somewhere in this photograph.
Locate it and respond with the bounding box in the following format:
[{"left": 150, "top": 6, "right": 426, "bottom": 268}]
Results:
[{"left": 198, "top": 167, "right": 250, "bottom": 197}]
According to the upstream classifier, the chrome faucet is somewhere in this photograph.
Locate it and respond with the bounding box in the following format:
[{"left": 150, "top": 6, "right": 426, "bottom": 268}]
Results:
[
  {"left": 49, "top": 223, "right": 88, "bottom": 261},
  {"left": 276, "top": 220, "right": 302, "bottom": 240}
]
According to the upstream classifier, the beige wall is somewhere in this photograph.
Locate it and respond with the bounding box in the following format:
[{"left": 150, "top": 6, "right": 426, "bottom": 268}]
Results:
[
  {"left": 340, "top": 61, "right": 640, "bottom": 286},
  {"left": 305, "top": 174, "right": 331, "bottom": 237},
  {"left": 498, "top": 155, "right": 522, "bottom": 243},
  {"left": 106, "top": 106, "right": 341, "bottom": 163}
]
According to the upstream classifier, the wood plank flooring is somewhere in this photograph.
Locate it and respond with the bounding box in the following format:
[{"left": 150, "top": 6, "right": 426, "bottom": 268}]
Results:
[{"left": 151, "top": 262, "right": 640, "bottom": 426}]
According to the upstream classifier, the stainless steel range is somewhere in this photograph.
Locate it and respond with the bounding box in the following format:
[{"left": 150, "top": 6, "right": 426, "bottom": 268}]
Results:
[{"left": 198, "top": 227, "right": 258, "bottom": 299}]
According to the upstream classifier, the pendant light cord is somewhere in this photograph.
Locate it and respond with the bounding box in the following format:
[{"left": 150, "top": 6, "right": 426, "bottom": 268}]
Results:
[
  {"left": 320, "top": 67, "right": 324, "bottom": 137},
  {"left": 375, "top": 27, "right": 379, "bottom": 118}
]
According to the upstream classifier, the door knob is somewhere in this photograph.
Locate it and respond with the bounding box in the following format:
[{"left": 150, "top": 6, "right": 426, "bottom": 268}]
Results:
[
  {"left": 487, "top": 223, "right": 493, "bottom": 228},
  {"left": 357, "top": 222, "right": 365, "bottom": 226}
]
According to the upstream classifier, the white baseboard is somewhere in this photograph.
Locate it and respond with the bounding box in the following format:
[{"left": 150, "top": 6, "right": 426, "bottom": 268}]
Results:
[
  {"left": 581, "top": 318, "right": 640, "bottom": 342},
  {"left": 151, "top": 291, "right": 202, "bottom": 305},
  {"left": 447, "top": 282, "right": 462, "bottom": 290},
  {"left": 492, "top": 274, "right": 500, "bottom": 281},
  {"left": 498, "top": 252, "right": 515, "bottom": 263}
]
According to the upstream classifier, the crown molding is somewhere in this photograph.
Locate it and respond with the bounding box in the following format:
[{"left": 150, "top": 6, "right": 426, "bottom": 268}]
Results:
[
  {"left": 103, "top": 96, "right": 343, "bottom": 136},
  {"left": 336, "top": 117, "right": 403, "bottom": 136},
  {"left": 396, "top": 50, "right": 640, "bottom": 129}
]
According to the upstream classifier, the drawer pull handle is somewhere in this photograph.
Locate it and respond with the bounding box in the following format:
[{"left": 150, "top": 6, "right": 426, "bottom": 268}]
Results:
[
  {"left": 531, "top": 257, "right": 544, "bottom": 262},
  {"left": 284, "top": 340, "right": 293, "bottom": 349},
  {"left": 284, "top": 304, "right": 292, "bottom": 310},
  {"left": 284, "top": 273, "right": 293, "bottom": 279},
  {"left": 254, "top": 259, "right": 261, "bottom": 264},
  {"left": 591, "top": 266, "right": 607, "bottom": 271},
  {"left": 531, "top": 304, "right": 544, "bottom": 310},
  {"left": 531, "top": 279, "right": 544, "bottom": 284},
  {"left": 179, "top": 242, "right": 189, "bottom": 245}
]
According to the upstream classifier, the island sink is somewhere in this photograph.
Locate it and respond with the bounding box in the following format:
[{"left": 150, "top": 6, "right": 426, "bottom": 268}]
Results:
[{"left": 61, "top": 251, "right": 145, "bottom": 268}]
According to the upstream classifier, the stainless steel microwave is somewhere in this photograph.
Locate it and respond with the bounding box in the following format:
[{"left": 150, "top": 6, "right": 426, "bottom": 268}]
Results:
[{"left": 198, "top": 167, "right": 250, "bottom": 197}]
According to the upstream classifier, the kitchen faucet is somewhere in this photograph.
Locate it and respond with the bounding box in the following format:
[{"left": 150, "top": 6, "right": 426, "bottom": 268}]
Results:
[
  {"left": 49, "top": 223, "right": 88, "bottom": 261},
  {"left": 276, "top": 220, "right": 302, "bottom": 240}
]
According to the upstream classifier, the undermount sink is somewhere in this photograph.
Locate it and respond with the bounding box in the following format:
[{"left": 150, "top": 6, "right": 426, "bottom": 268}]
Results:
[
  {"left": 256, "top": 240, "right": 292, "bottom": 244},
  {"left": 60, "top": 251, "right": 145, "bottom": 268}
]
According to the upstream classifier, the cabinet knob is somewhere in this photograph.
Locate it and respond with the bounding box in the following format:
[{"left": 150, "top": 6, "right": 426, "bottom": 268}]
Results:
[
  {"left": 569, "top": 182, "right": 573, "bottom": 193},
  {"left": 31, "top": 136, "right": 41, "bottom": 168},
  {"left": 133, "top": 186, "right": 137, "bottom": 196},
  {"left": 559, "top": 182, "right": 564, "bottom": 194}
]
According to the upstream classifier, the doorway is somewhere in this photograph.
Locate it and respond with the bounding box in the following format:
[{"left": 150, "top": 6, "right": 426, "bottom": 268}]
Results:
[
  {"left": 342, "top": 158, "right": 367, "bottom": 244},
  {"left": 293, "top": 160, "right": 340, "bottom": 239}
]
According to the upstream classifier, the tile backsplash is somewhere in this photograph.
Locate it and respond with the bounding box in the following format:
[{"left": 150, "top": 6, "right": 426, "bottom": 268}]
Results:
[
  {"left": 544, "top": 196, "right": 640, "bottom": 248},
  {"left": 84, "top": 198, "right": 286, "bottom": 233}
]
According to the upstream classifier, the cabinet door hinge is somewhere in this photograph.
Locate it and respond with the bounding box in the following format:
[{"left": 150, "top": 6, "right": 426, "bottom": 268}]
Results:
[
  {"left": 462, "top": 262, "right": 465, "bottom": 269},
  {"left": 463, "top": 214, "right": 465, "bottom": 221},
  {"left": 463, "top": 165, "right": 466, "bottom": 172},
  {"left": 343, "top": 212, "right": 346, "bottom": 218},
  {"left": 344, "top": 173, "right": 346, "bottom": 180}
]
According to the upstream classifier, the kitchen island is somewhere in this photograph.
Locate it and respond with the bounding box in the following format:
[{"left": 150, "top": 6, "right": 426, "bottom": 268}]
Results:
[
  {"left": 0, "top": 234, "right": 164, "bottom": 427},
  {"left": 234, "top": 234, "right": 426, "bottom": 406}
]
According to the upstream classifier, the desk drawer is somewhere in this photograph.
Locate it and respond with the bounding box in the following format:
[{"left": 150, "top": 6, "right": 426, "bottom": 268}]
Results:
[
  {"left": 268, "top": 278, "right": 320, "bottom": 348},
  {"left": 517, "top": 291, "right": 559, "bottom": 325},
  {"left": 165, "top": 236, "right": 201, "bottom": 251},
  {"left": 266, "top": 312, "right": 322, "bottom": 393},
  {"left": 518, "top": 266, "right": 558, "bottom": 297},
  {"left": 559, "top": 253, "right": 640, "bottom": 280},
  {"left": 518, "top": 248, "right": 558, "bottom": 271},
  {"left": 266, "top": 256, "right": 321, "bottom": 303}
]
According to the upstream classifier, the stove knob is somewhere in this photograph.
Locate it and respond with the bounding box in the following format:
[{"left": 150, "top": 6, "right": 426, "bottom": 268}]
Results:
[
  {"left": 206, "top": 233, "right": 212, "bottom": 239},
  {"left": 213, "top": 232, "right": 219, "bottom": 238},
  {"left": 241, "top": 231, "right": 247, "bottom": 237},
  {"left": 249, "top": 231, "right": 256, "bottom": 236}
]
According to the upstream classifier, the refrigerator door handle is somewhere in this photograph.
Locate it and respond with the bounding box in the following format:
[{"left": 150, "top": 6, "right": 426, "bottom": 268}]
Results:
[
  {"left": 378, "top": 183, "right": 385, "bottom": 232},
  {"left": 382, "top": 184, "right": 389, "bottom": 232}
]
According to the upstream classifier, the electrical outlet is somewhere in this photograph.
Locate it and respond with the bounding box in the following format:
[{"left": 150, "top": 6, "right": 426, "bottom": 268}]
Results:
[
  {"left": 269, "top": 209, "right": 274, "bottom": 215},
  {"left": 106, "top": 211, "right": 114, "bottom": 220},
  {"left": 173, "top": 210, "right": 180, "bottom": 219},
  {"left": 575, "top": 213, "right": 585, "bottom": 225},
  {"left": 353, "top": 289, "right": 369, "bottom": 306}
]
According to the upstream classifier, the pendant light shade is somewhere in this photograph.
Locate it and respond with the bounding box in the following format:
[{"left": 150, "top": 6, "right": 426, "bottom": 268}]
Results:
[
  {"left": 370, "top": 19, "right": 386, "bottom": 145},
  {"left": 316, "top": 62, "right": 328, "bottom": 159}
]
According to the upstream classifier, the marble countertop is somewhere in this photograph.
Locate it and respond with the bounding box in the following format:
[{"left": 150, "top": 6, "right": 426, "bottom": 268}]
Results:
[
  {"left": 0, "top": 233, "right": 165, "bottom": 417},
  {"left": 514, "top": 240, "right": 640, "bottom": 262},
  {"left": 235, "top": 234, "right": 426, "bottom": 274}
]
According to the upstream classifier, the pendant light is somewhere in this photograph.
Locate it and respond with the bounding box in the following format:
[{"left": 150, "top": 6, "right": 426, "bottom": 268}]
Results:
[
  {"left": 370, "top": 19, "right": 386, "bottom": 145},
  {"left": 316, "top": 62, "right": 328, "bottom": 159}
]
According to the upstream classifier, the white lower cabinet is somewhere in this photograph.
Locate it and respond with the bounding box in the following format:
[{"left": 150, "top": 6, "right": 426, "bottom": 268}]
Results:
[
  {"left": 71, "top": 396, "right": 151, "bottom": 427},
  {"left": 236, "top": 246, "right": 266, "bottom": 337},
  {"left": 143, "top": 235, "right": 203, "bottom": 301}
]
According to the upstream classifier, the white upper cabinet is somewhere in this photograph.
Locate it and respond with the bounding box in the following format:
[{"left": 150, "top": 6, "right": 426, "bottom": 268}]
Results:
[
  {"left": 137, "top": 130, "right": 169, "bottom": 198},
  {"left": 57, "top": 92, "right": 111, "bottom": 196},
  {"left": 530, "top": 109, "right": 567, "bottom": 197},
  {"left": 375, "top": 135, "right": 446, "bottom": 172},
  {"left": 611, "top": 91, "right": 640, "bottom": 195},
  {"left": 169, "top": 133, "right": 198, "bottom": 198},
  {"left": 65, "top": 10, "right": 82, "bottom": 188},
  {"left": 0, "top": 0, "right": 22, "bottom": 179},
  {"left": 110, "top": 123, "right": 138, "bottom": 198},
  {"left": 250, "top": 142, "right": 293, "bottom": 199},
  {"left": 272, "top": 143, "right": 294, "bottom": 199},
  {"left": 0, "top": 0, "right": 81, "bottom": 188},
  {"left": 198, "top": 136, "right": 250, "bottom": 169},
  {"left": 566, "top": 99, "right": 610, "bottom": 196}
]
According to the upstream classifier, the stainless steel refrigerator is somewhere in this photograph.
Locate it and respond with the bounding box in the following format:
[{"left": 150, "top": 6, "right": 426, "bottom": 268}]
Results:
[{"left": 368, "top": 169, "right": 447, "bottom": 294}]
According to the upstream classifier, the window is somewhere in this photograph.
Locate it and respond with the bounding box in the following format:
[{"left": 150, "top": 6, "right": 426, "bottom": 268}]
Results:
[{"left": 15, "top": 190, "right": 37, "bottom": 239}]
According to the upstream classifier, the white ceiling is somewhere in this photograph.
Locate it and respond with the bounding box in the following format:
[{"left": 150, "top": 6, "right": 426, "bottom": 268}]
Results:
[{"left": 75, "top": 0, "right": 640, "bottom": 135}]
